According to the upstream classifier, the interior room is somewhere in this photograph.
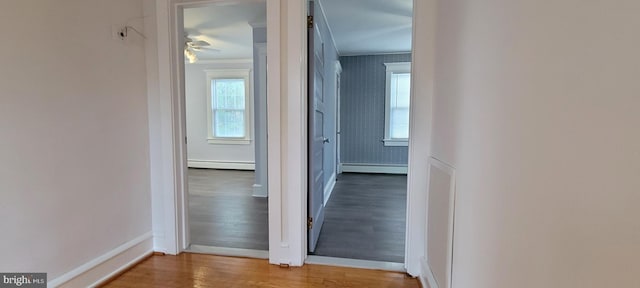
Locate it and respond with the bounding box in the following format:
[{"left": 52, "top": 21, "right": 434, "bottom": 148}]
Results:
[
  {"left": 182, "top": 1, "right": 269, "bottom": 253},
  {"left": 306, "top": 0, "right": 413, "bottom": 264}
]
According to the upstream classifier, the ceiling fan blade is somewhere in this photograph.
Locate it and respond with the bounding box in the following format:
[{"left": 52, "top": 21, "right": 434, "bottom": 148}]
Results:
[
  {"left": 193, "top": 46, "right": 221, "bottom": 52},
  {"left": 192, "top": 40, "right": 211, "bottom": 47}
]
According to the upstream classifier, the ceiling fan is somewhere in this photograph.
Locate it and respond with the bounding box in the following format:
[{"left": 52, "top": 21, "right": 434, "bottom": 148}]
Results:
[{"left": 184, "top": 35, "right": 220, "bottom": 63}]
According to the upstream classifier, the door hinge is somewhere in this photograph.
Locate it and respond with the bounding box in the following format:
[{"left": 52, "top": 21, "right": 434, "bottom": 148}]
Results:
[
  {"left": 307, "top": 217, "right": 313, "bottom": 229},
  {"left": 307, "top": 15, "right": 313, "bottom": 28}
]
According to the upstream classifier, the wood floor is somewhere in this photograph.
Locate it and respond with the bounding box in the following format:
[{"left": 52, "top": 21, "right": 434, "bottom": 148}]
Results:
[
  {"left": 102, "top": 253, "right": 419, "bottom": 288},
  {"left": 188, "top": 168, "right": 268, "bottom": 250},
  {"left": 313, "top": 173, "right": 408, "bottom": 263},
  {"left": 187, "top": 169, "right": 407, "bottom": 263}
]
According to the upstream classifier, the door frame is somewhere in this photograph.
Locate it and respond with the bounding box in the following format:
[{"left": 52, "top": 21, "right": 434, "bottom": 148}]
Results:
[
  {"left": 152, "top": 0, "right": 307, "bottom": 266},
  {"left": 152, "top": 0, "right": 433, "bottom": 273},
  {"left": 334, "top": 60, "right": 342, "bottom": 175}
]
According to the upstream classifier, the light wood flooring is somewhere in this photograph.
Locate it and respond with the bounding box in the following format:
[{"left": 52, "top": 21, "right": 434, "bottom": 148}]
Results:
[
  {"left": 313, "top": 173, "right": 408, "bottom": 263},
  {"left": 101, "top": 253, "right": 420, "bottom": 288},
  {"left": 188, "top": 168, "right": 268, "bottom": 250}
]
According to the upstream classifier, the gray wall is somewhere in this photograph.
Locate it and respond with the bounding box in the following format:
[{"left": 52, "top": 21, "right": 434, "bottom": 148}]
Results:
[
  {"left": 314, "top": 1, "right": 339, "bottom": 185},
  {"left": 253, "top": 26, "right": 267, "bottom": 195},
  {"left": 339, "top": 53, "right": 411, "bottom": 165}
]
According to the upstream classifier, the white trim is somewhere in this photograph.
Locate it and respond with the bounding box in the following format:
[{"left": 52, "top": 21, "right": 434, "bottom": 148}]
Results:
[
  {"left": 405, "top": 0, "right": 436, "bottom": 277},
  {"left": 253, "top": 42, "right": 269, "bottom": 199},
  {"left": 335, "top": 60, "right": 342, "bottom": 176},
  {"left": 187, "top": 159, "right": 255, "bottom": 170},
  {"left": 154, "top": 0, "right": 276, "bottom": 258},
  {"left": 305, "top": 256, "right": 405, "bottom": 272},
  {"left": 323, "top": 172, "right": 336, "bottom": 205},
  {"left": 275, "top": 0, "right": 308, "bottom": 267},
  {"left": 426, "top": 157, "right": 456, "bottom": 288},
  {"left": 48, "top": 232, "right": 153, "bottom": 288},
  {"left": 341, "top": 163, "right": 408, "bottom": 174},
  {"left": 385, "top": 62, "right": 412, "bottom": 72},
  {"left": 205, "top": 68, "right": 253, "bottom": 143},
  {"left": 252, "top": 184, "right": 267, "bottom": 197},
  {"left": 206, "top": 138, "right": 251, "bottom": 145},
  {"left": 421, "top": 257, "right": 439, "bottom": 288},
  {"left": 384, "top": 62, "right": 411, "bottom": 145},
  {"left": 263, "top": 0, "right": 309, "bottom": 267},
  {"left": 382, "top": 138, "right": 409, "bottom": 147},
  {"left": 187, "top": 245, "right": 269, "bottom": 259}
]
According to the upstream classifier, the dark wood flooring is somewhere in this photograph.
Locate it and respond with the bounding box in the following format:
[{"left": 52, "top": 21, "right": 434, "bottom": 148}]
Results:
[
  {"left": 188, "top": 169, "right": 407, "bottom": 263},
  {"left": 188, "top": 168, "right": 269, "bottom": 250},
  {"left": 313, "top": 173, "right": 408, "bottom": 263}
]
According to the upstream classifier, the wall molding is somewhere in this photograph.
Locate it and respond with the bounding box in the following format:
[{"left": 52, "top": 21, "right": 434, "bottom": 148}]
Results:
[
  {"left": 187, "top": 160, "right": 255, "bottom": 170},
  {"left": 252, "top": 184, "right": 267, "bottom": 198},
  {"left": 425, "top": 157, "right": 456, "bottom": 288},
  {"left": 341, "top": 163, "right": 408, "bottom": 174},
  {"left": 323, "top": 172, "right": 336, "bottom": 205},
  {"left": 49, "top": 232, "right": 153, "bottom": 288},
  {"left": 420, "top": 258, "right": 439, "bottom": 288}
]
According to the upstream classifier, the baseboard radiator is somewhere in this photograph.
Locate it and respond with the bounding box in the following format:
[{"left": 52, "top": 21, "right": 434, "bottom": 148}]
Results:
[{"left": 421, "top": 157, "right": 456, "bottom": 288}]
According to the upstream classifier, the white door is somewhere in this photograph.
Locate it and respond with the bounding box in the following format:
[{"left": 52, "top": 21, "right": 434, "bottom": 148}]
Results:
[{"left": 308, "top": 2, "right": 326, "bottom": 253}]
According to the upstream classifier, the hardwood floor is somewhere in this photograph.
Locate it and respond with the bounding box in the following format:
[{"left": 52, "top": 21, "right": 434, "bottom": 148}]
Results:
[
  {"left": 188, "top": 168, "right": 268, "bottom": 250},
  {"left": 188, "top": 169, "right": 407, "bottom": 262},
  {"left": 101, "top": 253, "right": 420, "bottom": 288},
  {"left": 313, "top": 173, "right": 408, "bottom": 263}
]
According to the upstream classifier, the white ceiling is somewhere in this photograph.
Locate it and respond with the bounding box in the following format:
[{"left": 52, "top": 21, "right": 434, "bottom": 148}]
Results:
[
  {"left": 183, "top": 0, "right": 412, "bottom": 62},
  {"left": 319, "top": 0, "right": 413, "bottom": 55},
  {"left": 183, "top": 1, "right": 266, "bottom": 61}
]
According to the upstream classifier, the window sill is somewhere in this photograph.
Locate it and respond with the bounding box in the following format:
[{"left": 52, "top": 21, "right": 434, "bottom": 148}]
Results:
[
  {"left": 207, "top": 138, "right": 251, "bottom": 145},
  {"left": 383, "top": 139, "right": 409, "bottom": 147}
]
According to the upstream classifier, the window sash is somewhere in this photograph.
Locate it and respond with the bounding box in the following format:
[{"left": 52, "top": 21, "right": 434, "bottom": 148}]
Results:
[
  {"left": 211, "top": 78, "right": 246, "bottom": 139},
  {"left": 389, "top": 72, "right": 411, "bottom": 140}
]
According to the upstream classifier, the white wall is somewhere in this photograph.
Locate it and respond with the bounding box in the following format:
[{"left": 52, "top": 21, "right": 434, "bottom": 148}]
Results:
[
  {"left": 432, "top": 0, "right": 640, "bottom": 287},
  {"left": 0, "top": 0, "right": 152, "bottom": 284},
  {"left": 185, "top": 62, "right": 256, "bottom": 167}
]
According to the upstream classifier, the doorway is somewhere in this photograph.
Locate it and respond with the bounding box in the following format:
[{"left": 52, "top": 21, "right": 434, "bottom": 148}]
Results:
[
  {"left": 180, "top": 0, "right": 269, "bottom": 257},
  {"left": 306, "top": 0, "right": 413, "bottom": 265}
]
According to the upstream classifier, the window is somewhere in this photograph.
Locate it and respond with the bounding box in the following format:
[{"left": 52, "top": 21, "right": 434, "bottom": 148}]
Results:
[
  {"left": 383, "top": 62, "right": 411, "bottom": 146},
  {"left": 206, "top": 69, "right": 252, "bottom": 144}
]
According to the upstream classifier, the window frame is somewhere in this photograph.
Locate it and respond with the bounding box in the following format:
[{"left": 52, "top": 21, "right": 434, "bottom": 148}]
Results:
[
  {"left": 383, "top": 62, "right": 411, "bottom": 147},
  {"left": 205, "top": 68, "right": 252, "bottom": 145}
]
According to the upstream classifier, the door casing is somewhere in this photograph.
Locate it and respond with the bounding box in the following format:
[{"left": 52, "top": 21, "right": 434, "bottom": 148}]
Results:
[{"left": 153, "top": 0, "right": 434, "bottom": 273}]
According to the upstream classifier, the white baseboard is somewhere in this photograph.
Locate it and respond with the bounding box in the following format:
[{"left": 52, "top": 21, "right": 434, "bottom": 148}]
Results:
[
  {"left": 341, "top": 163, "right": 408, "bottom": 174},
  {"left": 152, "top": 232, "right": 166, "bottom": 254},
  {"left": 420, "top": 258, "right": 439, "bottom": 288},
  {"left": 252, "top": 184, "right": 267, "bottom": 197},
  {"left": 188, "top": 159, "right": 255, "bottom": 170},
  {"left": 50, "top": 232, "right": 153, "bottom": 288},
  {"left": 323, "top": 173, "right": 336, "bottom": 205}
]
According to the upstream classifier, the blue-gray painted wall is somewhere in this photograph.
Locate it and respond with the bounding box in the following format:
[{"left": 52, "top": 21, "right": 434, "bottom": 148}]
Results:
[{"left": 339, "top": 53, "right": 412, "bottom": 165}]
